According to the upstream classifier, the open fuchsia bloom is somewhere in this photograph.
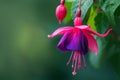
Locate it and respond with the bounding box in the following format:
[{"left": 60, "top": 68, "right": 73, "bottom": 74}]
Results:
[
  {"left": 56, "top": 0, "right": 67, "bottom": 23},
  {"left": 48, "top": 0, "right": 112, "bottom": 75},
  {"left": 48, "top": 8, "right": 112, "bottom": 75}
]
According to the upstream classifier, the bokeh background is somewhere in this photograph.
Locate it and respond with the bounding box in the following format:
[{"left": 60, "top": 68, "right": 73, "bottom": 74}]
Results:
[{"left": 0, "top": 0, "right": 120, "bottom": 80}]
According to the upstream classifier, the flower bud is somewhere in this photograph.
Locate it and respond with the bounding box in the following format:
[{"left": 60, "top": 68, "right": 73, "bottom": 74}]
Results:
[
  {"left": 56, "top": 4, "right": 67, "bottom": 23},
  {"left": 74, "top": 17, "right": 82, "bottom": 26}
]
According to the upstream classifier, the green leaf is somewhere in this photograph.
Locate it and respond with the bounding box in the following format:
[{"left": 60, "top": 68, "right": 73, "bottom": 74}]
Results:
[
  {"left": 115, "top": 5, "right": 120, "bottom": 16},
  {"left": 101, "top": 0, "right": 120, "bottom": 25},
  {"left": 71, "top": 0, "right": 93, "bottom": 20},
  {"left": 81, "top": 0, "right": 93, "bottom": 20},
  {"left": 113, "top": 16, "right": 120, "bottom": 35},
  {"left": 95, "top": 12, "right": 109, "bottom": 33},
  {"left": 89, "top": 12, "right": 113, "bottom": 68},
  {"left": 110, "top": 53, "right": 120, "bottom": 78},
  {"left": 89, "top": 38, "right": 107, "bottom": 68},
  {"left": 87, "top": 5, "right": 97, "bottom": 31},
  {"left": 89, "top": 37, "right": 118, "bottom": 69},
  {"left": 98, "top": 0, "right": 104, "bottom": 6},
  {"left": 66, "top": 0, "right": 74, "bottom": 2},
  {"left": 63, "top": 2, "right": 72, "bottom": 23},
  {"left": 71, "top": 0, "right": 79, "bottom": 19}
]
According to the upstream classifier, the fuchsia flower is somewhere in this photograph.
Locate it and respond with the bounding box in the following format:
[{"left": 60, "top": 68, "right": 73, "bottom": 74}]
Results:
[
  {"left": 48, "top": 9, "right": 112, "bottom": 75},
  {"left": 56, "top": 0, "right": 67, "bottom": 23}
]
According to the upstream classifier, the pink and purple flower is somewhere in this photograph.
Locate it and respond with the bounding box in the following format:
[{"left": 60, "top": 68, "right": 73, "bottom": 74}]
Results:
[{"left": 48, "top": 16, "right": 112, "bottom": 75}]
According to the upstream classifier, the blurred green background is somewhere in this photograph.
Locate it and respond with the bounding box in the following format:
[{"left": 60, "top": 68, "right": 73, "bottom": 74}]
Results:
[{"left": 0, "top": 0, "right": 120, "bottom": 80}]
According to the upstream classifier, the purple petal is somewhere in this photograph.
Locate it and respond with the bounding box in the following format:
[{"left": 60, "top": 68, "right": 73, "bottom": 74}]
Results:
[
  {"left": 58, "top": 28, "right": 88, "bottom": 54},
  {"left": 66, "top": 29, "right": 82, "bottom": 50},
  {"left": 57, "top": 32, "right": 71, "bottom": 52},
  {"left": 66, "top": 29, "right": 88, "bottom": 54},
  {"left": 80, "top": 32, "right": 88, "bottom": 55}
]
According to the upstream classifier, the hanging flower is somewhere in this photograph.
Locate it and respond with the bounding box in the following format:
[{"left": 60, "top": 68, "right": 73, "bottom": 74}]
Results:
[
  {"left": 48, "top": 15, "right": 112, "bottom": 75},
  {"left": 56, "top": 0, "right": 67, "bottom": 23}
]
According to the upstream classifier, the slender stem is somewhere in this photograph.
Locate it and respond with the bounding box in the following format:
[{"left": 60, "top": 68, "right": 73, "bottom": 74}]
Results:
[
  {"left": 78, "top": 0, "right": 82, "bottom": 9},
  {"left": 76, "top": 0, "right": 82, "bottom": 17},
  {"left": 60, "top": 0, "right": 65, "bottom": 5}
]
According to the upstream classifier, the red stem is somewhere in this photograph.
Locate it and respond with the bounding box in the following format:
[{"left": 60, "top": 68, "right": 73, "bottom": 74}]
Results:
[
  {"left": 60, "top": 0, "right": 65, "bottom": 5},
  {"left": 76, "top": 0, "right": 82, "bottom": 17}
]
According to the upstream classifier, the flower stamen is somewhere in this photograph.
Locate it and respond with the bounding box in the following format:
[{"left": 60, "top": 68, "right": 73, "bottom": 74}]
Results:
[
  {"left": 72, "top": 52, "right": 76, "bottom": 68},
  {"left": 67, "top": 52, "right": 73, "bottom": 65},
  {"left": 82, "top": 54, "right": 86, "bottom": 69},
  {"left": 72, "top": 51, "right": 78, "bottom": 75},
  {"left": 78, "top": 53, "right": 82, "bottom": 70}
]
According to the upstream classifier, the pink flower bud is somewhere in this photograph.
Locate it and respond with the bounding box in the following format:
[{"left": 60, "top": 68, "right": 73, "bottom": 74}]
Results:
[
  {"left": 56, "top": 4, "right": 67, "bottom": 23},
  {"left": 74, "top": 17, "right": 82, "bottom": 26}
]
